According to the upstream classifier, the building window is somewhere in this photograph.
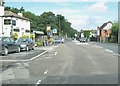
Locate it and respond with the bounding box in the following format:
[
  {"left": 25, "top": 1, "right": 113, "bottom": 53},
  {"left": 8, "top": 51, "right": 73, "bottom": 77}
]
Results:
[
  {"left": 12, "top": 20, "right": 16, "bottom": 26},
  {"left": 104, "top": 30, "right": 107, "bottom": 33},
  {"left": 25, "top": 30, "right": 30, "bottom": 33},
  {"left": 14, "top": 28, "right": 20, "bottom": 32},
  {"left": 4, "top": 19, "right": 11, "bottom": 25}
]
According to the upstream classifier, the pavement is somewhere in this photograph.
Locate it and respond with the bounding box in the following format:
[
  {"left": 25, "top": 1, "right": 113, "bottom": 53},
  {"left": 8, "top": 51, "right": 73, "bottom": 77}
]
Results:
[{"left": 0, "top": 40, "right": 118, "bottom": 85}]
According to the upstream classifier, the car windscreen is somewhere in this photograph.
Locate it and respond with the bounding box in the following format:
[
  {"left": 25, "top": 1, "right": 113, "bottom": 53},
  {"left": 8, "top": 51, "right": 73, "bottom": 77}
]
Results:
[{"left": 17, "top": 38, "right": 29, "bottom": 42}]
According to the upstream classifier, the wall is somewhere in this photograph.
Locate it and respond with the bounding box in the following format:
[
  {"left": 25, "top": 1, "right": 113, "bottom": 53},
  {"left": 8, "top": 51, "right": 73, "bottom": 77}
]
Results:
[
  {"left": 0, "top": 6, "right": 4, "bottom": 37},
  {"left": 3, "top": 17, "right": 30, "bottom": 38}
]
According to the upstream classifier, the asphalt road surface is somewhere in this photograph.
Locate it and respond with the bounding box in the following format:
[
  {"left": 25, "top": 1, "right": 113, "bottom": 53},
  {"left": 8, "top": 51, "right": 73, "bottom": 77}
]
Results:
[{"left": 1, "top": 40, "right": 118, "bottom": 85}]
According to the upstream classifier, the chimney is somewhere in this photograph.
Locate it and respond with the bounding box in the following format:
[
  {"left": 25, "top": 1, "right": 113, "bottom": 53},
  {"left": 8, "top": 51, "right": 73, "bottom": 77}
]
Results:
[
  {"left": 0, "top": 6, "right": 4, "bottom": 16},
  {"left": 97, "top": 26, "right": 100, "bottom": 30},
  {"left": 18, "top": 13, "right": 23, "bottom": 17}
]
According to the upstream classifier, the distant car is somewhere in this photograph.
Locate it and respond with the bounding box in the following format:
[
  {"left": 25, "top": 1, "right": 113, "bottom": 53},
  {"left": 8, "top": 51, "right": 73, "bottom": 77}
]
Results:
[
  {"left": 61, "top": 38, "right": 64, "bottom": 43},
  {"left": 54, "top": 38, "right": 64, "bottom": 43},
  {"left": 79, "top": 37, "right": 87, "bottom": 42},
  {"left": 0, "top": 37, "right": 20, "bottom": 56},
  {"left": 16, "top": 38, "right": 35, "bottom": 51}
]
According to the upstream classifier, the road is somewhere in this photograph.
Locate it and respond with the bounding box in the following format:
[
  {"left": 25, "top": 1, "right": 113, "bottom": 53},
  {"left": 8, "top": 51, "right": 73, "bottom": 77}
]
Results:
[{"left": 1, "top": 40, "right": 118, "bottom": 85}]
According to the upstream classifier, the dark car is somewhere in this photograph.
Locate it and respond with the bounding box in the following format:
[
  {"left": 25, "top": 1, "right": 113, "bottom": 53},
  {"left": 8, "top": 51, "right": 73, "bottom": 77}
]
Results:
[
  {"left": 0, "top": 37, "right": 20, "bottom": 55},
  {"left": 79, "top": 37, "right": 87, "bottom": 42},
  {"left": 16, "top": 38, "right": 35, "bottom": 51}
]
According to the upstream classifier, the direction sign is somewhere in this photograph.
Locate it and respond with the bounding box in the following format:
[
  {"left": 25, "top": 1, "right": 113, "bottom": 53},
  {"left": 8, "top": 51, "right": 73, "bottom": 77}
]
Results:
[{"left": 52, "top": 29, "right": 57, "bottom": 33}]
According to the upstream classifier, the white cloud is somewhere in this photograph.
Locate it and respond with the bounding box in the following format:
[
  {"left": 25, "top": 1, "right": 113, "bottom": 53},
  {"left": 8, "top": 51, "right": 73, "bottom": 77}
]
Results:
[
  {"left": 51, "top": 8, "right": 82, "bottom": 17},
  {"left": 69, "top": 16, "right": 104, "bottom": 31},
  {"left": 88, "top": 2, "right": 108, "bottom": 13},
  {"left": 50, "top": 8, "right": 105, "bottom": 31}
]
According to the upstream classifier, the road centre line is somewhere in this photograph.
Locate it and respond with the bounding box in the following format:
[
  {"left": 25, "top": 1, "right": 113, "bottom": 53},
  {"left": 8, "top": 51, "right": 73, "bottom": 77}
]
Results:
[
  {"left": 55, "top": 52, "right": 57, "bottom": 55},
  {"left": 35, "top": 76, "right": 47, "bottom": 86},
  {"left": 35, "top": 80, "right": 42, "bottom": 86},
  {"left": 44, "top": 70, "right": 48, "bottom": 74}
]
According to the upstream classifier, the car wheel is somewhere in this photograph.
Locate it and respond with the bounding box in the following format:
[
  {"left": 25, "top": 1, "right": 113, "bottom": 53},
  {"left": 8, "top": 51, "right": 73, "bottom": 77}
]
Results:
[
  {"left": 3, "top": 47, "right": 8, "bottom": 56},
  {"left": 32, "top": 45, "right": 35, "bottom": 50},
  {"left": 16, "top": 46, "right": 20, "bottom": 53},
  {"left": 26, "top": 46, "right": 29, "bottom": 51}
]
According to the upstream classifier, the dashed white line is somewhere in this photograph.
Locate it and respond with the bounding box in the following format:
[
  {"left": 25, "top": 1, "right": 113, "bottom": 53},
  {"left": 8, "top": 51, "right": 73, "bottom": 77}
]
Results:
[
  {"left": 35, "top": 80, "right": 42, "bottom": 86},
  {"left": 55, "top": 52, "right": 57, "bottom": 55},
  {"left": 44, "top": 70, "right": 48, "bottom": 74},
  {"left": 35, "top": 77, "right": 47, "bottom": 86}
]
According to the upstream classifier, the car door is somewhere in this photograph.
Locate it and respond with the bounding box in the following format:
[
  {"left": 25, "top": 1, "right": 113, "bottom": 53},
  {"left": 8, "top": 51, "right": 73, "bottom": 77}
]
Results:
[
  {"left": 28, "top": 39, "right": 33, "bottom": 49},
  {"left": 9, "top": 38, "right": 17, "bottom": 52},
  {"left": 3, "top": 37, "right": 12, "bottom": 52}
]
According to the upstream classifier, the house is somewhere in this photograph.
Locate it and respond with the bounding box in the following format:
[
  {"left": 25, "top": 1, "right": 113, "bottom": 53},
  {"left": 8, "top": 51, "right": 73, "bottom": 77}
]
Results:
[
  {"left": 0, "top": 6, "right": 30, "bottom": 38},
  {"left": 90, "top": 30, "right": 98, "bottom": 37},
  {"left": 98, "top": 21, "right": 113, "bottom": 42}
]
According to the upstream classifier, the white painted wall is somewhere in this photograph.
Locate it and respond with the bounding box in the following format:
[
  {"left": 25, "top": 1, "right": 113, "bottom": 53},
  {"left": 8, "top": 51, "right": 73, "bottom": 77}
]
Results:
[
  {"left": 0, "top": 6, "right": 4, "bottom": 16},
  {"left": 0, "top": 6, "right": 4, "bottom": 37},
  {"left": 0, "top": 17, "right": 2, "bottom": 36},
  {"left": 3, "top": 17, "right": 30, "bottom": 38},
  {"left": 103, "top": 23, "right": 112, "bottom": 30}
]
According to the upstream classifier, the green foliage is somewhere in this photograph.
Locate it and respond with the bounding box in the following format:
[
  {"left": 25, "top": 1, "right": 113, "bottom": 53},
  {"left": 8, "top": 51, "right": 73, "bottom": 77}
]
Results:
[
  {"left": 20, "top": 35, "right": 29, "bottom": 38},
  {"left": 110, "top": 22, "right": 119, "bottom": 43},
  {"left": 35, "top": 41, "right": 43, "bottom": 47},
  {"left": 30, "top": 33, "right": 35, "bottom": 39},
  {"left": 83, "top": 30, "right": 91, "bottom": 38},
  {"left": 12, "top": 32, "right": 18, "bottom": 40},
  {"left": 5, "top": 6, "right": 78, "bottom": 38}
]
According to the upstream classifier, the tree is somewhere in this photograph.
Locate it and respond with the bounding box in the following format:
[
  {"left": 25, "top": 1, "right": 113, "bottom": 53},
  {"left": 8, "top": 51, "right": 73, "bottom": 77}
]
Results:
[
  {"left": 4, "top": 6, "right": 78, "bottom": 37},
  {"left": 83, "top": 30, "right": 91, "bottom": 38},
  {"left": 110, "top": 22, "right": 118, "bottom": 43}
]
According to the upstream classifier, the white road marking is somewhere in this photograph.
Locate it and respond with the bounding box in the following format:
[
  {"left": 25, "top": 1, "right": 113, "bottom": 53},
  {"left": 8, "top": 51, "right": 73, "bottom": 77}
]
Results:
[
  {"left": 35, "top": 77, "right": 47, "bottom": 86},
  {"left": 55, "top": 52, "right": 57, "bottom": 55},
  {"left": 0, "top": 50, "right": 47, "bottom": 62},
  {"left": 92, "top": 45, "right": 103, "bottom": 48},
  {"left": 44, "top": 70, "right": 48, "bottom": 74},
  {"left": 104, "top": 49, "right": 113, "bottom": 53},
  {"left": 35, "top": 80, "right": 42, "bottom": 86},
  {"left": 76, "top": 43, "right": 89, "bottom": 45}
]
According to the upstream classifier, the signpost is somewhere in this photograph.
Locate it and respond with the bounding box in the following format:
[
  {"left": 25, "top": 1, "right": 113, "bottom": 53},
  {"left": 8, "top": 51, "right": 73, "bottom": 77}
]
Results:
[
  {"left": 52, "top": 28, "right": 57, "bottom": 34},
  {"left": 52, "top": 28, "right": 57, "bottom": 39}
]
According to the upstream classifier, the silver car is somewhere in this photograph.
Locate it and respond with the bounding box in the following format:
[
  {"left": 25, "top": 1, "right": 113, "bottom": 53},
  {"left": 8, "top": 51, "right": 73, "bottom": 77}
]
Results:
[{"left": 16, "top": 38, "right": 35, "bottom": 51}]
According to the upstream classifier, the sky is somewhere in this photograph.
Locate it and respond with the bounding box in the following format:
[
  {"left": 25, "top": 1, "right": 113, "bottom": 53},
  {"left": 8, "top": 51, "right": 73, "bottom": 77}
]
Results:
[{"left": 4, "top": 0, "right": 119, "bottom": 31}]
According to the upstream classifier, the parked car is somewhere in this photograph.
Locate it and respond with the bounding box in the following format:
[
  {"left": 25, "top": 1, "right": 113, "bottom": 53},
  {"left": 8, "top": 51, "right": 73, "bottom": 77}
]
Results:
[
  {"left": 16, "top": 38, "right": 35, "bottom": 51},
  {"left": 79, "top": 37, "right": 87, "bottom": 42},
  {"left": 0, "top": 37, "right": 20, "bottom": 56},
  {"left": 54, "top": 38, "right": 64, "bottom": 43}
]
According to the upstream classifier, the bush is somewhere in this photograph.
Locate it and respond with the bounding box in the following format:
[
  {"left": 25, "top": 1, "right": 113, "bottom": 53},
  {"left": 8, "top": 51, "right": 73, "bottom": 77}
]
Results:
[
  {"left": 20, "top": 35, "right": 29, "bottom": 38},
  {"left": 35, "top": 40, "right": 44, "bottom": 47},
  {"left": 12, "top": 32, "right": 18, "bottom": 41},
  {"left": 30, "top": 33, "right": 35, "bottom": 39}
]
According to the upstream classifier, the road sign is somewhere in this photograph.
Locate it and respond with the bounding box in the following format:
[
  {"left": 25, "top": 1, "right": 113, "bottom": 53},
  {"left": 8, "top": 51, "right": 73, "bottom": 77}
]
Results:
[{"left": 53, "top": 29, "right": 57, "bottom": 33}]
